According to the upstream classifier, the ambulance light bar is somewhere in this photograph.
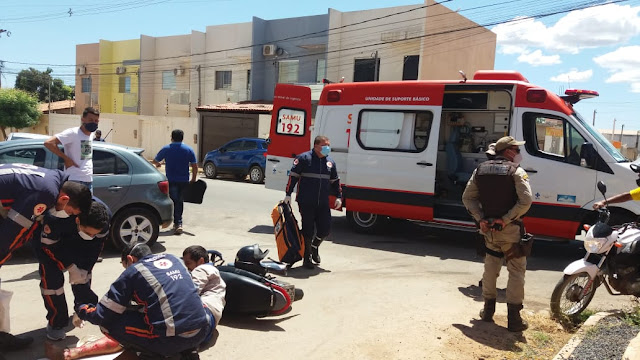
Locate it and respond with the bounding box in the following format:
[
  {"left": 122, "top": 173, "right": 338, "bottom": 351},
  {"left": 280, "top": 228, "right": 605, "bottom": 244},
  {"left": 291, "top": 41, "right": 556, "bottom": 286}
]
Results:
[{"left": 562, "top": 89, "right": 599, "bottom": 104}]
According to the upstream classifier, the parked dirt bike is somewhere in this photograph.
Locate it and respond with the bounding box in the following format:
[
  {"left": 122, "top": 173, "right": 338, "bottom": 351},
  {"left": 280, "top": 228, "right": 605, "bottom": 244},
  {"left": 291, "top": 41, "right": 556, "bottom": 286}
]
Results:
[
  {"left": 551, "top": 181, "right": 640, "bottom": 319},
  {"left": 208, "top": 245, "right": 304, "bottom": 317}
]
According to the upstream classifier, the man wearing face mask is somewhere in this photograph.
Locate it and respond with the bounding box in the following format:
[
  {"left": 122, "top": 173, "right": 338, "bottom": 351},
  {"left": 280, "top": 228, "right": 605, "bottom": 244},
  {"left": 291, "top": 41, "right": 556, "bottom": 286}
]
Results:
[
  {"left": 34, "top": 199, "right": 110, "bottom": 341},
  {"left": 0, "top": 163, "right": 92, "bottom": 352},
  {"left": 462, "top": 136, "right": 533, "bottom": 332},
  {"left": 284, "top": 135, "right": 342, "bottom": 269},
  {"left": 45, "top": 107, "right": 100, "bottom": 192}
]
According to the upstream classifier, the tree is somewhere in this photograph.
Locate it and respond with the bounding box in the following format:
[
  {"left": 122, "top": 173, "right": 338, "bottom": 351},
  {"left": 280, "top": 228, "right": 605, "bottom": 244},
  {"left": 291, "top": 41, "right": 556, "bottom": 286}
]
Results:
[
  {"left": 14, "top": 67, "right": 73, "bottom": 102},
  {"left": 0, "top": 89, "right": 41, "bottom": 139}
]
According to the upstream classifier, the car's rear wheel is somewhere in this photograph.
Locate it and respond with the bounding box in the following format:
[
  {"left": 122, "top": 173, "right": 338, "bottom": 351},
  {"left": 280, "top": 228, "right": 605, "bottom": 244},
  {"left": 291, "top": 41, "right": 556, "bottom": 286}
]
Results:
[
  {"left": 111, "top": 207, "right": 159, "bottom": 250},
  {"left": 204, "top": 162, "right": 217, "bottom": 179},
  {"left": 249, "top": 165, "right": 264, "bottom": 184}
]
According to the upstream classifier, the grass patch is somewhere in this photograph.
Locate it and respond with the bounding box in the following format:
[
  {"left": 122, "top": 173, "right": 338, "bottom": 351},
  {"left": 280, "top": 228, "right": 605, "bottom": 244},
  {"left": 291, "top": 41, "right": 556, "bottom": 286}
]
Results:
[
  {"left": 622, "top": 306, "right": 640, "bottom": 326},
  {"left": 505, "top": 312, "right": 573, "bottom": 360}
]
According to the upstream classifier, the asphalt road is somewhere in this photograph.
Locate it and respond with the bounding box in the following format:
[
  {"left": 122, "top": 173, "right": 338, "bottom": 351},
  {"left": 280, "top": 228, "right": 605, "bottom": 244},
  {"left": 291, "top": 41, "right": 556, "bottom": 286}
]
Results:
[{"left": 2, "top": 176, "right": 635, "bottom": 359}]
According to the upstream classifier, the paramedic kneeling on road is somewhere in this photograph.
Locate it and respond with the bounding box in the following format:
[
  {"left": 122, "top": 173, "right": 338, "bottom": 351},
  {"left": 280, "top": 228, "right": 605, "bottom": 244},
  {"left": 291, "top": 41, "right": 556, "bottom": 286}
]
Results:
[
  {"left": 462, "top": 136, "right": 533, "bottom": 332},
  {"left": 284, "top": 135, "right": 342, "bottom": 269},
  {"left": 76, "top": 243, "right": 213, "bottom": 360}
]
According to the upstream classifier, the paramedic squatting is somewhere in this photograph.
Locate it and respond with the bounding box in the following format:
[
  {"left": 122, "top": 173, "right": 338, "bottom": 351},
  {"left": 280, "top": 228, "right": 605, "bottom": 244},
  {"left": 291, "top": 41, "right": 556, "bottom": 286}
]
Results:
[
  {"left": 284, "top": 135, "right": 342, "bottom": 269},
  {"left": 462, "top": 136, "right": 533, "bottom": 332},
  {"left": 75, "top": 243, "right": 213, "bottom": 360},
  {"left": 0, "top": 163, "right": 92, "bottom": 352}
]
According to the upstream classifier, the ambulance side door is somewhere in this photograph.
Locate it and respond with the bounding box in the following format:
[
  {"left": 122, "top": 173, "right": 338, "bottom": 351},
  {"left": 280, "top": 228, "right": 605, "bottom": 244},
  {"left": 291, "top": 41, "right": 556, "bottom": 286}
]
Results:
[{"left": 345, "top": 106, "right": 441, "bottom": 222}]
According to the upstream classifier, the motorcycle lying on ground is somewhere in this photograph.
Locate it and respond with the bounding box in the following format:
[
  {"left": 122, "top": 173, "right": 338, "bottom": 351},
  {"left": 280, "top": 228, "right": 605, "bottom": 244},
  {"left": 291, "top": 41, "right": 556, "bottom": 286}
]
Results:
[
  {"left": 550, "top": 181, "right": 640, "bottom": 319},
  {"left": 208, "top": 245, "right": 304, "bottom": 317}
]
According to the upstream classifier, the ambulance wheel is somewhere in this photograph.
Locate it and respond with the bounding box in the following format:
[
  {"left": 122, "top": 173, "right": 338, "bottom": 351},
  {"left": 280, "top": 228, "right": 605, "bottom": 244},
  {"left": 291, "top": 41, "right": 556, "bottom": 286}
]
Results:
[
  {"left": 347, "top": 211, "right": 388, "bottom": 233},
  {"left": 111, "top": 207, "right": 159, "bottom": 250},
  {"left": 204, "top": 162, "right": 217, "bottom": 179}
]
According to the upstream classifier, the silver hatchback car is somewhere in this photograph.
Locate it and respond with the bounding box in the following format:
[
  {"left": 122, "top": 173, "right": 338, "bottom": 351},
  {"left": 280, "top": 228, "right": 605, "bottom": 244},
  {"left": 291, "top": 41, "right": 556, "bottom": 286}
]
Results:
[{"left": 0, "top": 139, "right": 173, "bottom": 250}]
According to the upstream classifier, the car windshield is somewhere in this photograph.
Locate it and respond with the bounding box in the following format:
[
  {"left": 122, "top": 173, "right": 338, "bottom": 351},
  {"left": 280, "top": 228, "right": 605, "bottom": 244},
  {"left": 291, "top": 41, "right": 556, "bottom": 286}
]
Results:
[{"left": 572, "top": 112, "right": 627, "bottom": 162}]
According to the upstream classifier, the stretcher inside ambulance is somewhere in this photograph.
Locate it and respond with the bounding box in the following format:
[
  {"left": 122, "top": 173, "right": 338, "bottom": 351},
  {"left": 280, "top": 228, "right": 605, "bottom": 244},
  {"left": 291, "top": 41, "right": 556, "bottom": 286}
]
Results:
[{"left": 265, "top": 71, "right": 639, "bottom": 241}]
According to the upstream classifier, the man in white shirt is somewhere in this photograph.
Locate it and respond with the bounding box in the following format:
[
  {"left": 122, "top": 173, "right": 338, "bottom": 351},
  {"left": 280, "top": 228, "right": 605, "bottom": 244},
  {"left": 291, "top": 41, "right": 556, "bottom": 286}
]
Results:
[{"left": 45, "top": 107, "right": 99, "bottom": 191}]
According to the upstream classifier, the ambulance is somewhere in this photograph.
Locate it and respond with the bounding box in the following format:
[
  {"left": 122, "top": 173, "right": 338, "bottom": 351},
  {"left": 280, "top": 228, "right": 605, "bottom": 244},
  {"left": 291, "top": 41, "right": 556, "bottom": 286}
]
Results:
[{"left": 265, "top": 70, "right": 640, "bottom": 241}]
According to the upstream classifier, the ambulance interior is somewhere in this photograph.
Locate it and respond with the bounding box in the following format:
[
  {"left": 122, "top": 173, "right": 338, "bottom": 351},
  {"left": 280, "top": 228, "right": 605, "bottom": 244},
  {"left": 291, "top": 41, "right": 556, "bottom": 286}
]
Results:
[{"left": 434, "top": 90, "right": 512, "bottom": 221}]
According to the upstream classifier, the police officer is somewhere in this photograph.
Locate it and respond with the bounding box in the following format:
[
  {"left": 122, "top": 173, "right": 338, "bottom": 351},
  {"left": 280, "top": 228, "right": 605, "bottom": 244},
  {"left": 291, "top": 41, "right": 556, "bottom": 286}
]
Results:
[
  {"left": 284, "top": 136, "right": 342, "bottom": 269},
  {"left": 0, "top": 163, "right": 92, "bottom": 351},
  {"left": 76, "top": 243, "right": 212, "bottom": 360},
  {"left": 35, "top": 198, "right": 111, "bottom": 341},
  {"left": 462, "top": 136, "right": 533, "bottom": 332}
]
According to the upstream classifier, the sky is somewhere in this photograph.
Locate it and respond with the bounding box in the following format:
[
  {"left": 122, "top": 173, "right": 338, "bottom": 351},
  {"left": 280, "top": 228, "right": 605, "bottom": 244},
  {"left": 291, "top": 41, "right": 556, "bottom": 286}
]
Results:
[{"left": 1, "top": 0, "right": 640, "bottom": 132}]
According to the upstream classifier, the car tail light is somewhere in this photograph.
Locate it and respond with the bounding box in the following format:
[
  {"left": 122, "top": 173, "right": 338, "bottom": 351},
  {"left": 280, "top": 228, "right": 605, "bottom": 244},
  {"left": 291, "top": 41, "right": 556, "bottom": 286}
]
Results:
[{"left": 158, "top": 180, "right": 169, "bottom": 195}]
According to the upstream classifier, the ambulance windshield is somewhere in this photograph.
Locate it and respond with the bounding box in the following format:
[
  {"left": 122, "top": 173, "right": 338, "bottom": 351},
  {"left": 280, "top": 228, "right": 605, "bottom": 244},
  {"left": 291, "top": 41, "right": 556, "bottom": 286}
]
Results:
[{"left": 573, "top": 112, "right": 627, "bottom": 162}]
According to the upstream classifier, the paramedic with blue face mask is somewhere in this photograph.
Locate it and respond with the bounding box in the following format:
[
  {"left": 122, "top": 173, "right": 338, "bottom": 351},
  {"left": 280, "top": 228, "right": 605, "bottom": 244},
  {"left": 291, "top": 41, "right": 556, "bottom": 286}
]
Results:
[{"left": 284, "top": 135, "right": 342, "bottom": 269}]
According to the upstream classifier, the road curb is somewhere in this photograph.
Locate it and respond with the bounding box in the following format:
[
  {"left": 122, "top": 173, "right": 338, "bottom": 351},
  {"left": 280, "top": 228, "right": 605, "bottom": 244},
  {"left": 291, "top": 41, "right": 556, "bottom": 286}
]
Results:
[{"left": 552, "top": 311, "right": 621, "bottom": 360}]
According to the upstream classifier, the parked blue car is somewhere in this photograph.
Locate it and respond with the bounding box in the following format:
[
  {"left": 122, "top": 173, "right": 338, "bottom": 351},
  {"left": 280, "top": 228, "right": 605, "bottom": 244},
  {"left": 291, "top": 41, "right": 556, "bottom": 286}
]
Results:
[{"left": 202, "top": 138, "right": 267, "bottom": 183}]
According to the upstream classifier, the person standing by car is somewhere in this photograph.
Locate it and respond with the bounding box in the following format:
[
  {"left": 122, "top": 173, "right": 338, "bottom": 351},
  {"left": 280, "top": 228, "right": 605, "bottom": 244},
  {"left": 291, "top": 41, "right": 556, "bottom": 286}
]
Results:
[
  {"left": 93, "top": 129, "right": 105, "bottom": 142},
  {"left": 284, "top": 136, "right": 342, "bottom": 269},
  {"left": 0, "top": 163, "right": 92, "bottom": 352},
  {"left": 153, "top": 129, "right": 198, "bottom": 235},
  {"left": 462, "top": 136, "right": 533, "bottom": 332},
  {"left": 45, "top": 107, "right": 100, "bottom": 191}
]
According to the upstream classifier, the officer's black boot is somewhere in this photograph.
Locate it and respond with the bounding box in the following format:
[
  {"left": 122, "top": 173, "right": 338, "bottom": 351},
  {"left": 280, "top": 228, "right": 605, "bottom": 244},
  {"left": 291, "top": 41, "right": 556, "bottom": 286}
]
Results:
[
  {"left": 0, "top": 331, "right": 33, "bottom": 351},
  {"left": 302, "top": 237, "right": 315, "bottom": 269},
  {"left": 479, "top": 298, "right": 496, "bottom": 322},
  {"left": 311, "top": 236, "right": 323, "bottom": 264},
  {"left": 507, "top": 303, "right": 529, "bottom": 332}
]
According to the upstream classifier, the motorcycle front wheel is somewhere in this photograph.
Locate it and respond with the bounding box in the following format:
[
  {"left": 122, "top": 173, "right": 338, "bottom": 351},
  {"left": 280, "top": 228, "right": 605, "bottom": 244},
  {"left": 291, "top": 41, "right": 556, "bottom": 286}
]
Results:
[{"left": 550, "top": 272, "right": 599, "bottom": 319}]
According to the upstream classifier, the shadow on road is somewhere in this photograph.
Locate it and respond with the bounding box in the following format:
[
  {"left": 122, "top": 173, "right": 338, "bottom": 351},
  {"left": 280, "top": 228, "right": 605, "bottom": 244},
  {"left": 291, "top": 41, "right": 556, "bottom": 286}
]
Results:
[
  {"left": 329, "top": 217, "right": 587, "bottom": 273},
  {"left": 220, "top": 313, "right": 299, "bottom": 332},
  {"left": 452, "top": 319, "right": 527, "bottom": 351},
  {"left": 248, "top": 225, "right": 274, "bottom": 234},
  {"left": 458, "top": 284, "right": 507, "bottom": 303}
]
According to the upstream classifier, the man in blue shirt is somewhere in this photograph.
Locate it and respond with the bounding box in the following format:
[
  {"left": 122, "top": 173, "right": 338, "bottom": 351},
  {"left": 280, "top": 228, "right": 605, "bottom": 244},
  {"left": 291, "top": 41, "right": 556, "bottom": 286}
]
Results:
[{"left": 153, "top": 129, "right": 198, "bottom": 235}]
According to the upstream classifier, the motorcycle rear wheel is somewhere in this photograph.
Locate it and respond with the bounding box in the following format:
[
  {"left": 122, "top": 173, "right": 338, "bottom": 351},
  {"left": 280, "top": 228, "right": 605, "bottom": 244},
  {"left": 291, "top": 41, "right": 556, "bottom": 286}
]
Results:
[{"left": 550, "top": 272, "right": 598, "bottom": 319}]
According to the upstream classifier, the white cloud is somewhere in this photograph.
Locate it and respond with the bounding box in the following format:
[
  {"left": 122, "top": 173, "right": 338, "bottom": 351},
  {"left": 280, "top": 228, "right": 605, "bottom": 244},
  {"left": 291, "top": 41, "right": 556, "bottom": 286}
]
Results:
[
  {"left": 550, "top": 69, "right": 593, "bottom": 83},
  {"left": 517, "top": 50, "right": 561, "bottom": 66},
  {"left": 594, "top": 46, "right": 640, "bottom": 84},
  {"left": 492, "top": 4, "right": 640, "bottom": 62},
  {"left": 631, "top": 83, "right": 640, "bottom": 93}
]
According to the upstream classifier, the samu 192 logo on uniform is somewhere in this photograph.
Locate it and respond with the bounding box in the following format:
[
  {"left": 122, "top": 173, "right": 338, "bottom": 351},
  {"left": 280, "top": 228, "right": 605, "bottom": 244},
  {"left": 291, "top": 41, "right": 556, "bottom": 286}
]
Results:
[{"left": 154, "top": 258, "right": 173, "bottom": 269}]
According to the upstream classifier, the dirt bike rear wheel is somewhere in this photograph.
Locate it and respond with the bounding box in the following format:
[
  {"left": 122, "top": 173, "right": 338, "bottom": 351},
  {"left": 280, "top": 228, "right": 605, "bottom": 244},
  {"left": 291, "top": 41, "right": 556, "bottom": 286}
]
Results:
[{"left": 550, "top": 272, "right": 598, "bottom": 319}]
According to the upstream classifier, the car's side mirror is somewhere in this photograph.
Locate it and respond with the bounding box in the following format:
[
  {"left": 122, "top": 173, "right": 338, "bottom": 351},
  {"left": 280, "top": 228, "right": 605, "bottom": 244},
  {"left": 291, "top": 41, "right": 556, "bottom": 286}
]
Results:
[{"left": 580, "top": 142, "right": 596, "bottom": 168}]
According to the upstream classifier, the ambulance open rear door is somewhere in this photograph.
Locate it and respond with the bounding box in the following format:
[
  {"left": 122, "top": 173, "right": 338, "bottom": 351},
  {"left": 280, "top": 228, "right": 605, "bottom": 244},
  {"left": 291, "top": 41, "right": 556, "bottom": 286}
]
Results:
[{"left": 265, "top": 84, "right": 313, "bottom": 192}]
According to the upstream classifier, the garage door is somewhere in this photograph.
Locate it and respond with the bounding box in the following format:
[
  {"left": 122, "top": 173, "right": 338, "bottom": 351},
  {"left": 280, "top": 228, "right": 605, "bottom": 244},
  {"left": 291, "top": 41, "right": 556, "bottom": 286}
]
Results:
[{"left": 200, "top": 113, "right": 259, "bottom": 162}]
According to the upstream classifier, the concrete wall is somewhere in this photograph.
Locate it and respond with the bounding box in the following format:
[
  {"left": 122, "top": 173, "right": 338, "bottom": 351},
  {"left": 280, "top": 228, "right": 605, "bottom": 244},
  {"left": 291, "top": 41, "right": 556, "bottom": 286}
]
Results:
[
  {"left": 420, "top": 0, "right": 496, "bottom": 80},
  {"left": 75, "top": 43, "right": 100, "bottom": 114},
  {"left": 326, "top": 5, "right": 426, "bottom": 83},
  {"left": 251, "top": 14, "right": 329, "bottom": 101},
  {"left": 140, "top": 34, "right": 192, "bottom": 117},
  {"left": 203, "top": 23, "right": 253, "bottom": 105},
  {"left": 48, "top": 113, "right": 199, "bottom": 160}
]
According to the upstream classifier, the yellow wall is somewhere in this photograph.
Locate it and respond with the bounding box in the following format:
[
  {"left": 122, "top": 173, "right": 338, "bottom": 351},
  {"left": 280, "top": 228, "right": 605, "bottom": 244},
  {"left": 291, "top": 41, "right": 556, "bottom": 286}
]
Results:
[{"left": 99, "top": 39, "right": 141, "bottom": 115}]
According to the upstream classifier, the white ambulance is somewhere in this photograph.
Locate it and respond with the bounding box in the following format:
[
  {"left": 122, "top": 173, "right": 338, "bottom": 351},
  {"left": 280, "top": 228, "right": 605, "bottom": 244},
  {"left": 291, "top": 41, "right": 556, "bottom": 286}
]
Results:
[{"left": 265, "top": 71, "right": 640, "bottom": 241}]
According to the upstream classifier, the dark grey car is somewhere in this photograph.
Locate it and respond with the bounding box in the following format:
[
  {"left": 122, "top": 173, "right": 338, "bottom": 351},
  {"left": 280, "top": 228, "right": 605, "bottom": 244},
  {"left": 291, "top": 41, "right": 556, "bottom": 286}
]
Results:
[{"left": 0, "top": 139, "right": 173, "bottom": 250}]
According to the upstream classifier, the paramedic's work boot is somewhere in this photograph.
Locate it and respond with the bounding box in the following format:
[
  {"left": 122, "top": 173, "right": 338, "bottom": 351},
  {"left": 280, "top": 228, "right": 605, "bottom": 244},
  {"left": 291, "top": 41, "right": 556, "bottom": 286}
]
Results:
[
  {"left": 0, "top": 331, "right": 33, "bottom": 351},
  {"left": 507, "top": 303, "right": 529, "bottom": 332},
  {"left": 311, "top": 236, "right": 324, "bottom": 264},
  {"left": 479, "top": 298, "right": 496, "bottom": 322}
]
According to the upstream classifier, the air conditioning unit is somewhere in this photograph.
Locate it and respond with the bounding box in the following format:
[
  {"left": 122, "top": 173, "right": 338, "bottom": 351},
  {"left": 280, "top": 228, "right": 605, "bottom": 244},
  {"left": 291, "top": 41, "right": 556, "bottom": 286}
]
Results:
[
  {"left": 116, "top": 66, "right": 127, "bottom": 75},
  {"left": 263, "top": 44, "right": 277, "bottom": 56},
  {"left": 77, "top": 66, "right": 86, "bottom": 75},
  {"left": 174, "top": 67, "right": 185, "bottom": 76}
]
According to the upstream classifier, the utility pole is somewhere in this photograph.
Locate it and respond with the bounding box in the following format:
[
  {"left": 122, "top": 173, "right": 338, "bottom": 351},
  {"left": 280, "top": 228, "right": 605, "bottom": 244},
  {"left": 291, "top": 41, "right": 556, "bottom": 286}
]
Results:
[
  {"left": 620, "top": 124, "right": 625, "bottom": 142},
  {"left": 0, "top": 61, "right": 4, "bottom": 88},
  {"left": 611, "top": 118, "right": 616, "bottom": 141},
  {"left": 197, "top": 65, "right": 201, "bottom": 107},
  {"left": 372, "top": 50, "right": 379, "bottom": 81},
  {"left": 48, "top": 77, "right": 52, "bottom": 114},
  {"left": 592, "top": 109, "right": 597, "bottom": 127}
]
